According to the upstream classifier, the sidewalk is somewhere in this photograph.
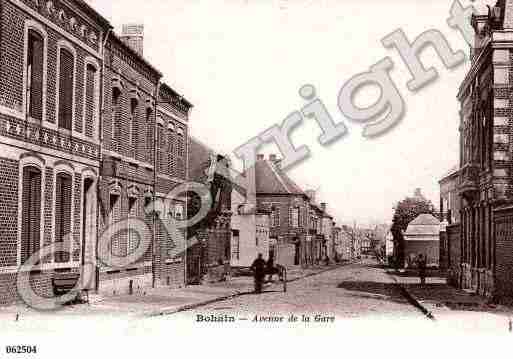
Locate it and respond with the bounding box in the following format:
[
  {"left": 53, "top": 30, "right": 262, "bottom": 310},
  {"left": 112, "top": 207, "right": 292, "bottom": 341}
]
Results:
[
  {"left": 1, "top": 262, "right": 348, "bottom": 320},
  {"left": 387, "top": 270, "right": 498, "bottom": 317}
]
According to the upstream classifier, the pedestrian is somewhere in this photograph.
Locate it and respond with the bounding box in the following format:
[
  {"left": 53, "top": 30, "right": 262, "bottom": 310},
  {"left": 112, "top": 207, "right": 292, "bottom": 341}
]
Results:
[
  {"left": 251, "top": 253, "right": 266, "bottom": 294},
  {"left": 266, "top": 253, "right": 275, "bottom": 283},
  {"left": 417, "top": 253, "right": 427, "bottom": 285}
]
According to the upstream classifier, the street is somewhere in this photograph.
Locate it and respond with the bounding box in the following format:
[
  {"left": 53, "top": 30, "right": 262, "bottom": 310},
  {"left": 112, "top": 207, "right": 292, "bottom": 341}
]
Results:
[{"left": 180, "top": 259, "right": 423, "bottom": 320}]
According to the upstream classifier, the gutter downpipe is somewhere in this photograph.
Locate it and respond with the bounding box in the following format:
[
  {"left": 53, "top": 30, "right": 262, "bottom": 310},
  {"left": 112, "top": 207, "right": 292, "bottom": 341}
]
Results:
[
  {"left": 152, "top": 81, "right": 162, "bottom": 289},
  {"left": 95, "top": 27, "right": 112, "bottom": 293}
]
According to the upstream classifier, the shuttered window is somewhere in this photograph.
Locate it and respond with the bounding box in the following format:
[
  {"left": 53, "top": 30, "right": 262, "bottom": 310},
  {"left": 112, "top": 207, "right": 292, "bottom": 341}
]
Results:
[
  {"left": 130, "top": 99, "right": 138, "bottom": 155},
  {"left": 58, "top": 49, "right": 74, "bottom": 130},
  {"left": 55, "top": 173, "right": 72, "bottom": 263},
  {"left": 157, "top": 123, "right": 164, "bottom": 172},
  {"left": 27, "top": 31, "right": 44, "bottom": 121},
  {"left": 21, "top": 166, "right": 42, "bottom": 264},
  {"left": 111, "top": 88, "right": 121, "bottom": 151},
  {"left": 84, "top": 64, "right": 97, "bottom": 138}
]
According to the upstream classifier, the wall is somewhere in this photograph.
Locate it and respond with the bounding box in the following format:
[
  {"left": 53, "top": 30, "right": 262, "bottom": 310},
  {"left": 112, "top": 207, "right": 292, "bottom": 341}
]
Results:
[{"left": 403, "top": 240, "right": 440, "bottom": 267}]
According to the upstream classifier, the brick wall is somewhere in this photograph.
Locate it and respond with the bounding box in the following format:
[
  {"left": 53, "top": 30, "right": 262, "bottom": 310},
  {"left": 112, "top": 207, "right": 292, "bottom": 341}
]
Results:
[
  {"left": 494, "top": 207, "right": 513, "bottom": 298},
  {"left": 0, "top": 158, "right": 18, "bottom": 267}
]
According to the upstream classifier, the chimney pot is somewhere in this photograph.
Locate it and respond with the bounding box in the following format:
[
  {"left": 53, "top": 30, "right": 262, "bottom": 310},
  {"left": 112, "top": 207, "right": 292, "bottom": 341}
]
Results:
[
  {"left": 269, "top": 154, "right": 277, "bottom": 162},
  {"left": 120, "top": 23, "right": 144, "bottom": 57},
  {"left": 257, "top": 154, "right": 264, "bottom": 161}
]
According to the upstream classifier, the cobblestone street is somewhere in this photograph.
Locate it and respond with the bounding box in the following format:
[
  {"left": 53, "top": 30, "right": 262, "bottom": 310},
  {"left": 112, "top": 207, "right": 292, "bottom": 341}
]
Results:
[{"left": 180, "top": 259, "right": 423, "bottom": 320}]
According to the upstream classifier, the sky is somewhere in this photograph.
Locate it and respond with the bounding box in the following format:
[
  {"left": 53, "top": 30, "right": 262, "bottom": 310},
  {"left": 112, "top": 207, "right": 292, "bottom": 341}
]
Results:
[{"left": 85, "top": 0, "right": 483, "bottom": 227}]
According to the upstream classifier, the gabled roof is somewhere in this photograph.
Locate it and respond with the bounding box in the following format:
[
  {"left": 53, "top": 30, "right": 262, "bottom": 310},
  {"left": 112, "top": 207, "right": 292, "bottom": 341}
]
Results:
[{"left": 255, "top": 160, "right": 306, "bottom": 196}]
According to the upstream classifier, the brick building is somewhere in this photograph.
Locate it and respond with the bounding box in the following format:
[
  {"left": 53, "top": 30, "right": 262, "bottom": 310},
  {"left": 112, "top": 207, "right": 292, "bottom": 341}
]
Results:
[
  {"left": 153, "top": 83, "right": 191, "bottom": 288},
  {"left": 186, "top": 136, "right": 232, "bottom": 284},
  {"left": 255, "top": 154, "right": 310, "bottom": 267},
  {"left": 0, "top": 0, "right": 192, "bottom": 304},
  {"left": 0, "top": 0, "right": 110, "bottom": 304},
  {"left": 453, "top": 0, "right": 513, "bottom": 300}
]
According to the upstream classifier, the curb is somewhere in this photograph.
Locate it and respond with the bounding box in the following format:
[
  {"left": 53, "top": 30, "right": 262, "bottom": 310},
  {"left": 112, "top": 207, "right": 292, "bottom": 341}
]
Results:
[
  {"left": 145, "top": 262, "right": 354, "bottom": 317},
  {"left": 386, "top": 272, "right": 435, "bottom": 320}
]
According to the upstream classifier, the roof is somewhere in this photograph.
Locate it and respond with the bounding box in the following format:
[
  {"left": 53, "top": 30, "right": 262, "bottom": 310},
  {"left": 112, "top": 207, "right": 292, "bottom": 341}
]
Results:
[
  {"left": 188, "top": 136, "right": 216, "bottom": 184},
  {"left": 439, "top": 165, "right": 459, "bottom": 182},
  {"left": 404, "top": 214, "right": 440, "bottom": 239},
  {"left": 255, "top": 160, "right": 306, "bottom": 196}
]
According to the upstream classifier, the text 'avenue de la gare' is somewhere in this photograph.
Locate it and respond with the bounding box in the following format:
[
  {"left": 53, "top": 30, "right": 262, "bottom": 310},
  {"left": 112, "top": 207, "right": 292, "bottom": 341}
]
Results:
[{"left": 195, "top": 314, "right": 336, "bottom": 323}]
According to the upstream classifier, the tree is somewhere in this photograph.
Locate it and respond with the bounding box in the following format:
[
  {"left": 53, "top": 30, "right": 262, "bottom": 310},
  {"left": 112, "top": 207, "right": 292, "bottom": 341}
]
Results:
[{"left": 390, "top": 194, "right": 435, "bottom": 268}]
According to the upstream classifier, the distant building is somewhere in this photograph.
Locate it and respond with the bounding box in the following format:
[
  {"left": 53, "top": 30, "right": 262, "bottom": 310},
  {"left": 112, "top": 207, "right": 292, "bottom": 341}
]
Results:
[
  {"left": 439, "top": 166, "right": 460, "bottom": 225},
  {"left": 403, "top": 214, "right": 440, "bottom": 268}
]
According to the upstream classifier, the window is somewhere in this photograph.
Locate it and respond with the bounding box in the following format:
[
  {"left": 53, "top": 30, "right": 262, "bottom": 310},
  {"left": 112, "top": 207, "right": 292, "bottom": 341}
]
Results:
[
  {"left": 272, "top": 205, "right": 280, "bottom": 227},
  {"left": 175, "top": 203, "right": 184, "bottom": 220},
  {"left": 55, "top": 173, "right": 72, "bottom": 263},
  {"left": 27, "top": 31, "right": 44, "bottom": 121},
  {"left": 130, "top": 98, "right": 138, "bottom": 154},
  {"left": 111, "top": 88, "right": 121, "bottom": 149},
  {"left": 291, "top": 207, "right": 299, "bottom": 228},
  {"left": 84, "top": 64, "right": 97, "bottom": 137},
  {"left": 109, "top": 193, "right": 120, "bottom": 257},
  {"left": 21, "top": 166, "right": 42, "bottom": 264},
  {"left": 146, "top": 111, "right": 153, "bottom": 163},
  {"left": 167, "top": 124, "right": 175, "bottom": 175},
  {"left": 157, "top": 123, "right": 164, "bottom": 172},
  {"left": 58, "top": 48, "right": 74, "bottom": 130},
  {"left": 231, "top": 230, "right": 240, "bottom": 260},
  {"left": 128, "top": 197, "right": 137, "bottom": 256}
]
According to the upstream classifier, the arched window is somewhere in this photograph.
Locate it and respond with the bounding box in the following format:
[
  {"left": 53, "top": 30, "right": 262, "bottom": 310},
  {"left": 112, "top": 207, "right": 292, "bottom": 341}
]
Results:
[
  {"left": 58, "top": 48, "right": 74, "bottom": 130},
  {"left": 55, "top": 172, "right": 72, "bottom": 263},
  {"left": 26, "top": 30, "right": 44, "bottom": 121},
  {"left": 84, "top": 63, "right": 97, "bottom": 137},
  {"left": 21, "top": 166, "right": 42, "bottom": 264}
]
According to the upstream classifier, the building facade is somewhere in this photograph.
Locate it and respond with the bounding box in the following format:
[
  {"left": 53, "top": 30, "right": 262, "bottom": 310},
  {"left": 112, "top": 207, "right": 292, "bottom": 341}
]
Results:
[
  {"left": 0, "top": 0, "right": 111, "bottom": 305},
  {"left": 0, "top": 0, "right": 192, "bottom": 304},
  {"left": 454, "top": 0, "right": 513, "bottom": 299},
  {"left": 255, "top": 154, "right": 310, "bottom": 267}
]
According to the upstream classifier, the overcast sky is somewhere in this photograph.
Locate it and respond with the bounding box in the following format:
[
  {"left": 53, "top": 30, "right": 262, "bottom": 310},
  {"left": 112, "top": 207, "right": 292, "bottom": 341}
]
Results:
[{"left": 86, "top": 0, "right": 483, "bottom": 227}]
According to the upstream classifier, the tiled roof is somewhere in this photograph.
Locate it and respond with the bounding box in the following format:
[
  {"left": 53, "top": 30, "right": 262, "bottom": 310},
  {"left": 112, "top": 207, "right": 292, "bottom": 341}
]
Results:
[
  {"left": 404, "top": 214, "right": 440, "bottom": 238},
  {"left": 255, "top": 160, "right": 306, "bottom": 196}
]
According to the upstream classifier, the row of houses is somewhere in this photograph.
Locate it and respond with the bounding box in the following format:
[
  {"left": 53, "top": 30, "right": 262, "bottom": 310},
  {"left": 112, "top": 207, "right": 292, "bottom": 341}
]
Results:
[
  {"left": 438, "top": 0, "right": 513, "bottom": 303},
  {"left": 0, "top": 0, "right": 194, "bottom": 305},
  {"left": 0, "top": 0, "right": 355, "bottom": 305}
]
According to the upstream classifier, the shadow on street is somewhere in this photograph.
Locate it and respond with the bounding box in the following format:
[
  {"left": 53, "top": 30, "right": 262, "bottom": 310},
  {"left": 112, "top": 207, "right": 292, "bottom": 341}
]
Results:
[{"left": 337, "top": 281, "right": 409, "bottom": 305}]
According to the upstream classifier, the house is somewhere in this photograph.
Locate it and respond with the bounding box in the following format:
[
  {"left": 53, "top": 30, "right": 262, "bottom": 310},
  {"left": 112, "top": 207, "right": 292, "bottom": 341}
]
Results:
[
  {"left": 0, "top": 0, "right": 194, "bottom": 304},
  {"left": 255, "top": 154, "right": 310, "bottom": 267},
  {"left": 230, "top": 162, "right": 271, "bottom": 268},
  {"left": 403, "top": 214, "right": 441, "bottom": 268},
  {"left": 186, "top": 137, "right": 232, "bottom": 283},
  {"left": 0, "top": 0, "right": 111, "bottom": 305}
]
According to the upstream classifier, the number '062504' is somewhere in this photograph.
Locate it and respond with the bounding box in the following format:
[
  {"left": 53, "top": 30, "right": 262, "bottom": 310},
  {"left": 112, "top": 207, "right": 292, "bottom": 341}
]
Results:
[{"left": 5, "top": 345, "right": 37, "bottom": 354}]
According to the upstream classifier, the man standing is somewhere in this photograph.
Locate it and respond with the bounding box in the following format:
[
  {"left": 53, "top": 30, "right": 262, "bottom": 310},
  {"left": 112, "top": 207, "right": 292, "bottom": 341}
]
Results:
[
  {"left": 417, "top": 254, "right": 427, "bottom": 286},
  {"left": 251, "top": 253, "right": 266, "bottom": 294}
]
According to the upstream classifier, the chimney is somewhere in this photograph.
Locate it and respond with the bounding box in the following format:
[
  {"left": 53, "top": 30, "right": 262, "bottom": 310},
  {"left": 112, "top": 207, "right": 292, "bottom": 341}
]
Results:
[
  {"left": 120, "top": 24, "right": 144, "bottom": 57},
  {"left": 503, "top": 0, "right": 513, "bottom": 28},
  {"left": 257, "top": 154, "right": 265, "bottom": 161},
  {"left": 414, "top": 188, "right": 422, "bottom": 198},
  {"left": 269, "top": 154, "right": 277, "bottom": 162},
  {"left": 321, "top": 203, "right": 327, "bottom": 212}
]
